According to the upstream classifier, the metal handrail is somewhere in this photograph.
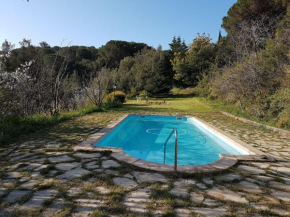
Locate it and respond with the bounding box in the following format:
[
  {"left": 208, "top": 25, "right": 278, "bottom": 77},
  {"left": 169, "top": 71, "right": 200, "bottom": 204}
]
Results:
[
  {"left": 174, "top": 129, "right": 178, "bottom": 173},
  {"left": 163, "top": 128, "right": 179, "bottom": 173},
  {"left": 163, "top": 129, "right": 175, "bottom": 164}
]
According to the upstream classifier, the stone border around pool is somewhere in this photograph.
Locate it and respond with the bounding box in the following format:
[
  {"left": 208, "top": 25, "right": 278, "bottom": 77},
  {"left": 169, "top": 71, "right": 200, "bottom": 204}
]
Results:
[{"left": 73, "top": 114, "right": 285, "bottom": 174}]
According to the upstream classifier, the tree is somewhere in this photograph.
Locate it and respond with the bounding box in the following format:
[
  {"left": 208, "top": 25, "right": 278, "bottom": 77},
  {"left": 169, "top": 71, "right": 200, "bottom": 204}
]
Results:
[
  {"left": 97, "top": 40, "right": 149, "bottom": 68},
  {"left": 83, "top": 68, "right": 112, "bottom": 107},
  {"left": 0, "top": 40, "right": 15, "bottom": 71},
  {"left": 169, "top": 36, "right": 188, "bottom": 55},
  {"left": 116, "top": 46, "right": 173, "bottom": 95},
  {"left": 19, "top": 38, "right": 32, "bottom": 47},
  {"left": 39, "top": 41, "right": 50, "bottom": 48},
  {"left": 1, "top": 40, "right": 15, "bottom": 52},
  {"left": 171, "top": 33, "right": 216, "bottom": 87},
  {"left": 222, "top": 0, "right": 289, "bottom": 34}
]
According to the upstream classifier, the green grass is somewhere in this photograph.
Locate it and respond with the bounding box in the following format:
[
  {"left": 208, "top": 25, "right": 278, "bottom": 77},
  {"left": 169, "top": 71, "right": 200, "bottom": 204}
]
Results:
[
  {"left": 0, "top": 103, "right": 122, "bottom": 147},
  {"left": 207, "top": 99, "right": 281, "bottom": 129},
  {"left": 119, "top": 97, "right": 215, "bottom": 115}
]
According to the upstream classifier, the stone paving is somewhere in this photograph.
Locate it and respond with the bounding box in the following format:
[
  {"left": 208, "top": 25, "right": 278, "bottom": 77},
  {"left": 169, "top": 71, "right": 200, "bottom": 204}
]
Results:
[{"left": 0, "top": 111, "right": 289, "bottom": 216}]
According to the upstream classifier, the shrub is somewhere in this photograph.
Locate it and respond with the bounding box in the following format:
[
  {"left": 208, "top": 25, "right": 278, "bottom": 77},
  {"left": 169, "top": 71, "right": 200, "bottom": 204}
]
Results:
[
  {"left": 276, "top": 109, "right": 290, "bottom": 129},
  {"left": 139, "top": 90, "right": 148, "bottom": 99},
  {"left": 104, "top": 91, "right": 126, "bottom": 103},
  {"left": 171, "top": 87, "right": 196, "bottom": 96}
]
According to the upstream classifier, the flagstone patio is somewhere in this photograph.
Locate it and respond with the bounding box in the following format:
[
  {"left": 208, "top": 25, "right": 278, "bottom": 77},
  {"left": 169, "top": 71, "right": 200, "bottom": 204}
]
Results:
[{"left": 0, "top": 111, "right": 289, "bottom": 216}]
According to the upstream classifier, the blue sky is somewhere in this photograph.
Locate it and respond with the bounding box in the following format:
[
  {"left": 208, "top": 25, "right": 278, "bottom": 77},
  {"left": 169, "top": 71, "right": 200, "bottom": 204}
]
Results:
[{"left": 1, "top": 0, "right": 237, "bottom": 49}]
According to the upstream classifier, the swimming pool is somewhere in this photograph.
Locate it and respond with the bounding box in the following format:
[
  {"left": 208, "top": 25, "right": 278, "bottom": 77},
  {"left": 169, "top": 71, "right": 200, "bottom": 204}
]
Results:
[{"left": 94, "top": 115, "right": 249, "bottom": 166}]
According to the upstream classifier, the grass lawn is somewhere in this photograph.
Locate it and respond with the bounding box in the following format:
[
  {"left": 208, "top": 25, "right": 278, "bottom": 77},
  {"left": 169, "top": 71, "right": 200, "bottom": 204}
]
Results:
[{"left": 117, "top": 97, "right": 215, "bottom": 115}]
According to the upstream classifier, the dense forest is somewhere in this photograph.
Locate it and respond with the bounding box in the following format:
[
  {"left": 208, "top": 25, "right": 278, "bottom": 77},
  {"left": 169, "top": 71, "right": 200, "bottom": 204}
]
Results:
[{"left": 1, "top": 0, "right": 290, "bottom": 145}]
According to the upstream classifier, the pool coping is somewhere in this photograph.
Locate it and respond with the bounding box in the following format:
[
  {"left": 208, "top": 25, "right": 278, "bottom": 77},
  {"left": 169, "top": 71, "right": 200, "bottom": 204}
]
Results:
[{"left": 73, "top": 114, "right": 284, "bottom": 173}]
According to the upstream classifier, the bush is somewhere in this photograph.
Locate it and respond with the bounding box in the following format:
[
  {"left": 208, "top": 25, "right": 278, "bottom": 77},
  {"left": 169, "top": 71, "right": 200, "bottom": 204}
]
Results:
[
  {"left": 277, "top": 109, "right": 290, "bottom": 129},
  {"left": 139, "top": 90, "right": 148, "bottom": 99},
  {"left": 171, "top": 87, "right": 196, "bottom": 96},
  {"left": 104, "top": 91, "right": 126, "bottom": 103}
]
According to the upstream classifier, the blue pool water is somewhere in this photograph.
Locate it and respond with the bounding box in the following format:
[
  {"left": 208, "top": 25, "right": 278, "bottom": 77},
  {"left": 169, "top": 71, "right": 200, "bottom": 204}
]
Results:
[{"left": 95, "top": 115, "right": 248, "bottom": 166}]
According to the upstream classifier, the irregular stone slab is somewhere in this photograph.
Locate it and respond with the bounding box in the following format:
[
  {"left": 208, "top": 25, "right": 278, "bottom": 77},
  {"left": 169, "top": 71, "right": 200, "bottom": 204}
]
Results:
[
  {"left": 7, "top": 163, "right": 22, "bottom": 171},
  {"left": 190, "top": 192, "right": 204, "bottom": 203},
  {"left": 237, "top": 165, "right": 265, "bottom": 175},
  {"left": 48, "top": 155, "right": 74, "bottom": 163},
  {"left": 113, "top": 177, "right": 137, "bottom": 190},
  {"left": 33, "top": 157, "right": 47, "bottom": 163},
  {"left": 170, "top": 187, "right": 189, "bottom": 197},
  {"left": 124, "top": 188, "right": 150, "bottom": 214},
  {"left": 72, "top": 199, "right": 104, "bottom": 217},
  {"left": 73, "top": 152, "right": 101, "bottom": 159},
  {"left": 253, "top": 175, "right": 273, "bottom": 182},
  {"left": 46, "top": 152, "right": 70, "bottom": 156},
  {"left": 96, "top": 186, "right": 110, "bottom": 194},
  {"left": 250, "top": 202, "right": 269, "bottom": 211},
  {"left": 281, "top": 162, "right": 290, "bottom": 167},
  {"left": 9, "top": 153, "right": 33, "bottom": 162},
  {"left": 203, "top": 178, "right": 213, "bottom": 185},
  {"left": 216, "top": 173, "right": 242, "bottom": 182},
  {"left": 94, "top": 169, "right": 104, "bottom": 173},
  {"left": 85, "top": 161, "right": 99, "bottom": 170},
  {"left": 0, "top": 188, "right": 7, "bottom": 197},
  {"left": 174, "top": 179, "right": 196, "bottom": 188},
  {"left": 283, "top": 177, "right": 290, "bottom": 185},
  {"left": 19, "top": 176, "right": 30, "bottom": 183},
  {"left": 30, "top": 172, "right": 43, "bottom": 179},
  {"left": 18, "top": 163, "right": 42, "bottom": 171},
  {"left": 263, "top": 195, "right": 280, "bottom": 205},
  {"left": 194, "top": 207, "right": 227, "bottom": 216},
  {"left": 271, "top": 190, "right": 290, "bottom": 202},
  {"left": 236, "top": 181, "right": 262, "bottom": 194},
  {"left": 55, "top": 162, "right": 79, "bottom": 171},
  {"left": 35, "top": 164, "right": 49, "bottom": 171},
  {"left": 102, "top": 160, "right": 120, "bottom": 168},
  {"left": 4, "top": 190, "right": 31, "bottom": 203},
  {"left": 271, "top": 208, "right": 290, "bottom": 216},
  {"left": 269, "top": 181, "right": 290, "bottom": 191},
  {"left": 67, "top": 187, "right": 82, "bottom": 197},
  {"left": 46, "top": 141, "right": 61, "bottom": 148},
  {"left": 1, "top": 179, "right": 16, "bottom": 188},
  {"left": 48, "top": 170, "right": 58, "bottom": 177},
  {"left": 272, "top": 167, "right": 290, "bottom": 176},
  {"left": 57, "top": 167, "right": 90, "bottom": 180},
  {"left": 98, "top": 170, "right": 119, "bottom": 178},
  {"left": 22, "top": 189, "right": 58, "bottom": 210},
  {"left": 206, "top": 186, "right": 248, "bottom": 204},
  {"left": 86, "top": 164, "right": 99, "bottom": 170},
  {"left": 124, "top": 173, "right": 134, "bottom": 179},
  {"left": 203, "top": 199, "right": 218, "bottom": 206},
  {"left": 42, "top": 198, "right": 65, "bottom": 217},
  {"left": 196, "top": 183, "right": 207, "bottom": 189},
  {"left": 85, "top": 161, "right": 98, "bottom": 165},
  {"left": 175, "top": 208, "right": 192, "bottom": 217},
  {"left": 132, "top": 171, "right": 167, "bottom": 183},
  {"left": 250, "top": 162, "right": 270, "bottom": 169},
  {"left": 87, "top": 177, "right": 97, "bottom": 182},
  {"left": 153, "top": 207, "right": 164, "bottom": 216},
  {"left": 20, "top": 180, "right": 37, "bottom": 189},
  {"left": 7, "top": 172, "right": 22, "bottom": 179}
]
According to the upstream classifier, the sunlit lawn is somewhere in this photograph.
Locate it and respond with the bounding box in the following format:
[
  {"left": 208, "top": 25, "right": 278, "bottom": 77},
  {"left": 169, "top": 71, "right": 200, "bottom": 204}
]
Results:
[{"left": 117, "top": 97, "right": 215, "bottom": 115}]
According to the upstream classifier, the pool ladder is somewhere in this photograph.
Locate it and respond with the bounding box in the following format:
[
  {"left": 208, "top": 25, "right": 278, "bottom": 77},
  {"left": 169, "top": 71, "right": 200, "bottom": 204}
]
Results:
[{"left": 163, "top": 129, "right": 178, "bottom": 173}]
